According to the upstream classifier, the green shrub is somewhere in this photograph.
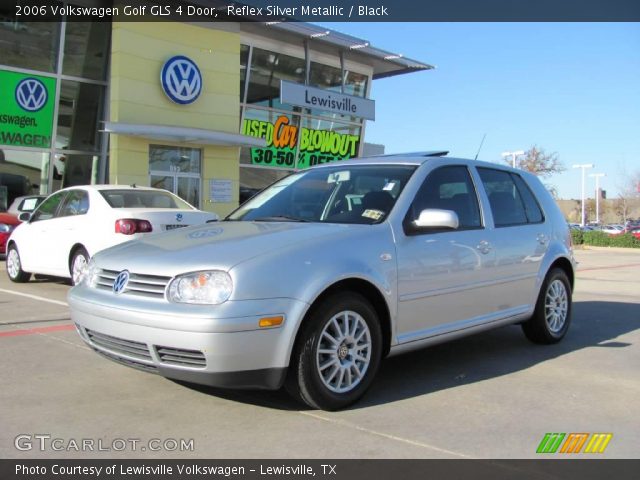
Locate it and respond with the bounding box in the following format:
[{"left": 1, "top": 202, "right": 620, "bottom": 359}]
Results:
[
  {"left": 581, "top": 231, "right": 640, "bottom": 248},
  {"left": 571, "top": 229, "right": 584, "bottom": 245}
]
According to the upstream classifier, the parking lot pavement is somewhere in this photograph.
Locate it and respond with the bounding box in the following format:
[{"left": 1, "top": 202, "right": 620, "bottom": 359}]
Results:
[{"left": 1, "top": 248, "right": 638, "bottom": 459}]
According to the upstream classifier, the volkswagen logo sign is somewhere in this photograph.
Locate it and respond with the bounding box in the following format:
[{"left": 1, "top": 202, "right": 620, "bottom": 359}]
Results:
[
  {"left": 15, "top": 78, "right": 48, "bottom": 112},
  {"left": 161, "top": 55, "right": 202, "bottom": 105},
  {"left": 176, "top": 213, "right": 183, "bottom": 222},
  {"left": 112, "top": 270, "right": 130, "bottom": 295}
]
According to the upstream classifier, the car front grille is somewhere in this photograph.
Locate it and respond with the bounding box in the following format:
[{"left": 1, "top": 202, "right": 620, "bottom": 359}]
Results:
[
  {"left": 94, "top": 349, "right": 159, "bottom": 374},
  {"left": 95, "top": 269, "right": 171, "bottom": 298},
  {"left": 156, "top": 346, "right": 207, "bottom": 368},
  {"left": 86, "top": 328, "right": 152, "bottom": 362}
]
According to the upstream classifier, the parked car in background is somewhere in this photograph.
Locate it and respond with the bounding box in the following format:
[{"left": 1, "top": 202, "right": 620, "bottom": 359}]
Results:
[
  {"left": 7, "top": 195, "right": 47, "bottom": 216},
  {"left": 68, "top": 154, "right": 575, "bottom": 410},
  {"left": 6, "top": 185, "right": 218, "bottom": 285},
  {"left": 628, "top": 228, "right": 640, "bottom": 240},
  {"left": 602, "top": 225, "right": 625, "bottom": 235},
  {"left": 0, "top": 212, "right": 21, "bottom": 256}
]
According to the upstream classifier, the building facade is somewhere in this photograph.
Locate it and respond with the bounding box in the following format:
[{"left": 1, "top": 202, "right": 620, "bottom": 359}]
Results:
[{"left": 0, "top": 8, "right": 431, "bottom": 216}]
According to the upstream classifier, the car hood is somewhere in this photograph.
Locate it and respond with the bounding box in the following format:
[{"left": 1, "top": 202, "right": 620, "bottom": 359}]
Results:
[{"left": 94, "top": 221, "right": 356, "bottom": 276}]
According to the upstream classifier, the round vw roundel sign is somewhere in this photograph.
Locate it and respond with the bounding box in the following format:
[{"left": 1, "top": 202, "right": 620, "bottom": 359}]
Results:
[
  {"left": 160, "top": 55, "right": 202, "bottom": 105},
  {"left": 15, "top": 77, "right": 48, "bottom": 112}
]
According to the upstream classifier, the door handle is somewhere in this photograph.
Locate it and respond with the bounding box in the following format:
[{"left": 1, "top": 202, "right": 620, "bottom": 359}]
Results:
[
  {"left": 476, "top": 240, "right": 492, "bottom": 254},
  {"left": 537, "top": 234, "right": 548, "bottom": 245}
]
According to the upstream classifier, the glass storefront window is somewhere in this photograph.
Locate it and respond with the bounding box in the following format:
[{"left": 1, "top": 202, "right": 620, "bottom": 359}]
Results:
[
  {"left": 0, "top": 149, "right": 50, "bottom": 206},
  {"left": 246, "top": 47, "right": 306, "bottom": 111},
  {"left": 344, "top": 70, "right": 368, "bottom": 97},
  {"left": 56, "top": 154, "right": 98, "bottom": 189},
  {"left": 63, "top": 22, "right": 110, "bottom": 81},
  {"left": 57, "top": 80, "right": 105, "bottom": 151},
  {"left": 149, "top": 145, "right": 202, "bottom": 208},
  {"left": 309, "top": 62, "right": 342, "bottom": 92},
  {"left": 0, "top": 19, "right": 60, "bottom": 73},
  {"left": 240, "top": 44, "right": 249, "bottom": 103}
]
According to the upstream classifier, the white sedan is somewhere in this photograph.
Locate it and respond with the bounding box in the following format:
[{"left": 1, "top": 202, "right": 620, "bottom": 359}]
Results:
[{"left": 6, "top": 185, "right": 218, "bottom": 285}]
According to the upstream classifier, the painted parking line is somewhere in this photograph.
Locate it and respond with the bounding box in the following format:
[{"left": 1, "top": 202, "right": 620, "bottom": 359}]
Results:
[
  {"left": 0, "top": 324, "right": 75, "bottom": 338},
  {"left": 0, "top": 287, "right": 68, "bottom": 307}
]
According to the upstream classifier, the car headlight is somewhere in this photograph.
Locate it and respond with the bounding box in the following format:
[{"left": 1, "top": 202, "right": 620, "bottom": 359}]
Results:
[
  {"left": 82, "top": 258, "right": 99, "bottom": 288},
  {"left": 167, "top": 271, "right": 233, "bottom": 305},
  {"left": 0, "top": 223, "right": 14, "bottom": 233}
]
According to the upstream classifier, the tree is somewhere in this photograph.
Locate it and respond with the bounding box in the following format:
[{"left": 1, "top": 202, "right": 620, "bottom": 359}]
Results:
[
  {"left": 506, "top": 145, "right": 564, "bottom": 178},
  {"left": 615, "top": 169, "right": 640, "bottom": 224}
]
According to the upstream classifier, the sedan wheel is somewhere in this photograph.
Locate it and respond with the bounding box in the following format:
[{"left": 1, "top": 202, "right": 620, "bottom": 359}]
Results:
[
  {"left": 70, "top": 248, "right": 89, "bottom": 286},
  {"left": 6, "top": 245, "right": 31, "bottom": 283},
  {"left": 286, "top": 292, "right": 382, "bottom": 410}
]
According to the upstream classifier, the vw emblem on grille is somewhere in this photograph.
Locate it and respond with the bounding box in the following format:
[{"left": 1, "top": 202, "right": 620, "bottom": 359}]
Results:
[
  {"left": 176, "top": 213, "right": 183, "bottom": 222},
  {"left": 15, "top": 78, "right": 48, "bottom": 112},
  {"left": 161, "top": 55, "right": 202, "bottom": 105},
  {"left": 112, "top": 270, "right": 130, "bottom": 295}
]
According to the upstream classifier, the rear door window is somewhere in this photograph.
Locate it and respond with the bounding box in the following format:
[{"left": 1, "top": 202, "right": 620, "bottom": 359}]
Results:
[{"left": 477, "top": 168, "right": 540, "bottom": 227}]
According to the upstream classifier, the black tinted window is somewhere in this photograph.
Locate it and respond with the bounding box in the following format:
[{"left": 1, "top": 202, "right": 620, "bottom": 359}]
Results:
[
  {"left": 408, "top": 166, "right": 482, "bottom": 230},
  {"left": 477, "top": 168, "right": 528, "bottom": 227},
  {"left": 512, "top": 175, "right": 544, "bottom": 223}
]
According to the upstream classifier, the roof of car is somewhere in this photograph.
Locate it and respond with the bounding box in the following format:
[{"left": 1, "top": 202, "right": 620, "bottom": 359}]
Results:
[
  {"left": 312, "top": 152, "right": 522, "bottom": 173},
  {"left": 58, "top": 184, "right": 166, "bottom": 192}
]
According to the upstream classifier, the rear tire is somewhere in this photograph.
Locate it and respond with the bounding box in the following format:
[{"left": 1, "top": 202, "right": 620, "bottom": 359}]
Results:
[
  {"left": 70, "top": 247, "right": 89, "bottom": 286},
  {"left": 286, "top": 292, "right": 382, "bottom": 410},
  {"left": 522, "top": 268, "right": 572, "bottom": 344},
  {"left": 6, "top": 244, "right": 31, "bottom": 283}
]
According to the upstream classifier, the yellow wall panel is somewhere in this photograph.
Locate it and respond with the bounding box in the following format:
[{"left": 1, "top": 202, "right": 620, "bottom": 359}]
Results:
[{"left": 109, "top": 22, "right": 242, "bottom": 214}]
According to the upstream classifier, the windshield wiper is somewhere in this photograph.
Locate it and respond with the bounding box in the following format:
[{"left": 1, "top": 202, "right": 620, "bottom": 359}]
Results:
[{"left": 252, "top": 215, "right": 310, "bottom": 222}]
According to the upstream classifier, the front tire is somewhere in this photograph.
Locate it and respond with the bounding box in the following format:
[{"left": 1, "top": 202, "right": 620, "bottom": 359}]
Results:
[
  {"left": 70, "top": 247, "right": 89, "bottom": 286},
  {"left": 286, "top": 292, "right": 382, "bottom": 410},
  {"left": 522, "top": 268, "right": 572, "bottom": 344},
  {"left": 6, "top": 244, "right": 31, "bottom": 283}
]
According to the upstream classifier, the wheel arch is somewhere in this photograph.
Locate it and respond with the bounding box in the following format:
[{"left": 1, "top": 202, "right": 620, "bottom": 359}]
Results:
[
  {"left": 293, "top": 278, "right": 393, "bottom": 359},
  {"left": 68, "top": 243, "right": 90, "bottom": 270},
  {"left": 548, "top": 256, "right": 574, "bottom": 291}
]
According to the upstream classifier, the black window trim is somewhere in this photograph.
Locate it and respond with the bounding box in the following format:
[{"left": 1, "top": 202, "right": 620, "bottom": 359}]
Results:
[{"left": 403, "top": 164, "right": 485, "bottom": 236}]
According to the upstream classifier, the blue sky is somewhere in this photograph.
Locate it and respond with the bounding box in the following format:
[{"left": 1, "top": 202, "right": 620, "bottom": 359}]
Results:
[{"left": 324, "top": 23, "right": 640, "bottom": 199}]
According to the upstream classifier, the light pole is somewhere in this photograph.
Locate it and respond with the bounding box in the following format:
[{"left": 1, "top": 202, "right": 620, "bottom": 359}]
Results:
[
  {"left": 589, "top": 173, "right": 606, "bottom": 225},
  {"left": 502, "top": 150, "right": 525, "bottom": 168},
  {"left": 573, "top": 164, "right": 594, "bottom": 227}
]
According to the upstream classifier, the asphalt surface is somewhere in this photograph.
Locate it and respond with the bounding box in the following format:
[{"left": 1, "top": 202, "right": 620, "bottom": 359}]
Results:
[{"left": 1, "top": 248, "right": 638, "bottom": 459}]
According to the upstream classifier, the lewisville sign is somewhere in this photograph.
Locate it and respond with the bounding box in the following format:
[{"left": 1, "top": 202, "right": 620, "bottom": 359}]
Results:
[
  {"left": 242, "top": 115, "right": 360, "bottom": 169},
  {"left": 0, "top": 69, "right": 56, "bottom": 149}
]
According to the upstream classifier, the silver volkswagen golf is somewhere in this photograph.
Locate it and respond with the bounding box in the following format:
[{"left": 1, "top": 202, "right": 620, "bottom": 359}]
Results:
[{"left": 69, "top": 153, "right": 575, "bottom": 410}]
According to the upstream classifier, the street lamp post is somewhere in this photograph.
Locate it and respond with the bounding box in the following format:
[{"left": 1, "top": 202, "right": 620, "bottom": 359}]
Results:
[
  {"left": 573, "top": 164, "right": 594, "bottom": 227},
  {"left": 502, "top": 150, "right": 525, "bottom": 168},
  {"left": 589, "top": 173, "right": 606, "bottom": 225}
]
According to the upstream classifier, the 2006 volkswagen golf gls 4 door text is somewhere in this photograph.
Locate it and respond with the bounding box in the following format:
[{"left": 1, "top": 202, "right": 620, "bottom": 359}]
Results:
[{"left": 69, "top": 153, "right": 575, "bottom": 410}]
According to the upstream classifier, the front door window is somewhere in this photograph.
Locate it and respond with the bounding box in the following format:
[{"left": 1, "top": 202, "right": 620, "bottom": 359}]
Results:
[{"left": 149, "top": 145, "right": 201, "bottom": 208}]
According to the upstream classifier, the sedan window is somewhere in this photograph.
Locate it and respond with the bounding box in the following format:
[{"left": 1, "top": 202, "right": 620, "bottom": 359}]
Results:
[
  {"left": 58, "top": 190, "right": 90, "bottom": 217},
  {"left": 30, "top": 191, "right": 68, "bottom": 222},
  {"left": 99, "top": 190, "right": 193, "bottom": 210}
]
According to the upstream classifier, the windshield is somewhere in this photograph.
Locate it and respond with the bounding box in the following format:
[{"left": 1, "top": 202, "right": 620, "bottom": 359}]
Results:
[
  {"left": 99, "top": 190, "right": 194, "bottom": 210},
  {"left": 228, "top": 165, "right": 416, "bottom": 224}
]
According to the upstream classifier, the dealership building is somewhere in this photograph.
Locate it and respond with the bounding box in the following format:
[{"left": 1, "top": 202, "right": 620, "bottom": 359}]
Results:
[{"left": 0, "top": 6, "right": 431, "bottom": 215}]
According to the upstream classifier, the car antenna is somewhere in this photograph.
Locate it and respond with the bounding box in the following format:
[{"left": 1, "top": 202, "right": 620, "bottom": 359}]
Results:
[
  {"left": 131, "top": 183, "right": 137, "bottom": 188},
  {"left": 474, "top": 133, "right": 487, "bottom": 160}
]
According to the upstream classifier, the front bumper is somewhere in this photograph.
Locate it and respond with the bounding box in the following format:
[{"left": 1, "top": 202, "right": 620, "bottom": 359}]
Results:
[{"left": 69, "top": 287, "right": 308, "bottom": 390}]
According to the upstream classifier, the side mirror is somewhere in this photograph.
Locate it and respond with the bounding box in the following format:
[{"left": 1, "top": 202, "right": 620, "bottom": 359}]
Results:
[
  {"left": 18, "top": 212, "right": 31, "bottom": 222},
  {"left": 413, "top": 209, "right": 459, "bottom": 230}
]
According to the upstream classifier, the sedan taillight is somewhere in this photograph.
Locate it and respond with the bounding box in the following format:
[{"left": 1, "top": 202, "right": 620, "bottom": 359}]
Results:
[{"left": 115, "top": 219, "right": 153, "bottom": 235}]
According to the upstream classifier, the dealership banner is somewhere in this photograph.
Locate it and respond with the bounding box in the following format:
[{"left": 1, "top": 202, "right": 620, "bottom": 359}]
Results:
[
  {"left": 1, "top": 459, "right": 640, "bottom": 480},
  {"left": 242, "top": 115, "right": 360, "bottom": 169},
  {"left": 5, "top": 0, "right": 640, "bottom": 21},
  {"left": 0, "top": 69, "right": 56, "bottom": 149}
]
